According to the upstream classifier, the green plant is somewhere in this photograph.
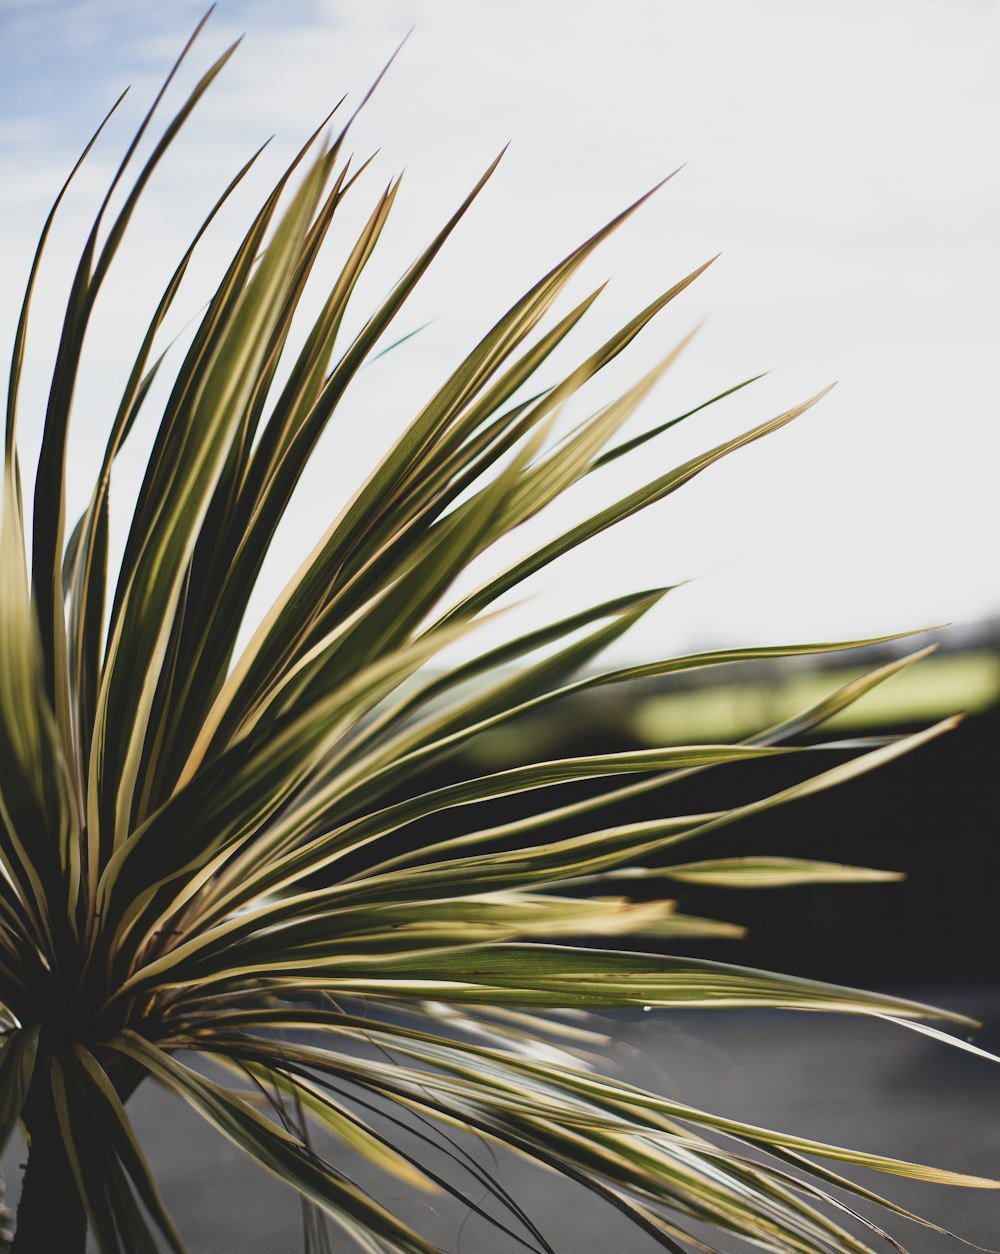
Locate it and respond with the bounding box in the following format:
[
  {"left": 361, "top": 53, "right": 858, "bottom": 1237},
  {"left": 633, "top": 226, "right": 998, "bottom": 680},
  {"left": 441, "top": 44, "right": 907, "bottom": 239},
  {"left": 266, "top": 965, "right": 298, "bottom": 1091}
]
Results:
[{"left": 1, "top": 18, "right": 993, "bottom": 1254}]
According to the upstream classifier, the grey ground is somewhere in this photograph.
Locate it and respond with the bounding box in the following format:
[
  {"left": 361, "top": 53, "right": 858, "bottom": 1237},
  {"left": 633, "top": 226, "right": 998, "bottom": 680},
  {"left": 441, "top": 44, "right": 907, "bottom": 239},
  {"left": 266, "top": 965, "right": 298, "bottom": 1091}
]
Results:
[{"left": 4, "top": 986, "right": 998, "bottom": 1253}]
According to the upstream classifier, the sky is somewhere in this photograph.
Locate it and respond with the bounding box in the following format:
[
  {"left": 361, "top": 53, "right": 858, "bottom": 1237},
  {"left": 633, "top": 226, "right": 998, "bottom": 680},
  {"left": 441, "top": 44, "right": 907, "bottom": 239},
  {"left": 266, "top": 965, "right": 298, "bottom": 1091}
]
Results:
[{"left": 1, "top": 0, "right": 998, "bottom": 662}]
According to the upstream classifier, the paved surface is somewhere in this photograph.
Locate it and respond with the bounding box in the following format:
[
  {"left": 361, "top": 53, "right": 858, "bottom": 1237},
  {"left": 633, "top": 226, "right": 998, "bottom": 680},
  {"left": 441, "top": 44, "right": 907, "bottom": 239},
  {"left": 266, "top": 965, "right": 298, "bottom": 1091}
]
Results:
[{"left": 4, "top": 986, "right": 999, "bottom": 1252}]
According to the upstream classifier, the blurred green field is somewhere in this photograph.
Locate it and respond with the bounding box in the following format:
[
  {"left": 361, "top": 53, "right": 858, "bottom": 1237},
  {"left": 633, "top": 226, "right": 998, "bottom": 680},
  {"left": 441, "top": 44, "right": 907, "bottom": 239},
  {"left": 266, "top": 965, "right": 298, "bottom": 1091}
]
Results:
[{"left": 633, "top": 650, "right": 1000, "bottom": 744}]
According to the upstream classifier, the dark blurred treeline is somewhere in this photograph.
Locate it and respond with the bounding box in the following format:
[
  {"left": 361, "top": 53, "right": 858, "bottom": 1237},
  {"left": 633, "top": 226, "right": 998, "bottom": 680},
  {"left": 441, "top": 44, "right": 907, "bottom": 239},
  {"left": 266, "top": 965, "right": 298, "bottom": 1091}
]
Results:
[
  {"left": 566, "top": 701, "right": 1000, "bottom": 986},
  {"left": 348, "top": 628, "right": 1000, "bottom": 987}
]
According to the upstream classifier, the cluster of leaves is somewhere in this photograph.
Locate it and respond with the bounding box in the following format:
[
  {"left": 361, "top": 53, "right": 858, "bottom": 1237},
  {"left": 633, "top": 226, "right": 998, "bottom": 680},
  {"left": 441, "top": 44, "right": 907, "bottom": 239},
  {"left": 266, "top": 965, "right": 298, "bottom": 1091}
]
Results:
[{"left": 1, "top": 17, "right": 995, "bottom": 1254}]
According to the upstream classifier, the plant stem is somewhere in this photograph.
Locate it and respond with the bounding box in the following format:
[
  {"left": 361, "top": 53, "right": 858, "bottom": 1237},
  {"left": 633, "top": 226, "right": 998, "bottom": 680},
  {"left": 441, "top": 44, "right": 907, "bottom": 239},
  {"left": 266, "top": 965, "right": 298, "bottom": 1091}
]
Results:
[{"left": 11, "top": 1082, "right": 87, "bottom": 1254}]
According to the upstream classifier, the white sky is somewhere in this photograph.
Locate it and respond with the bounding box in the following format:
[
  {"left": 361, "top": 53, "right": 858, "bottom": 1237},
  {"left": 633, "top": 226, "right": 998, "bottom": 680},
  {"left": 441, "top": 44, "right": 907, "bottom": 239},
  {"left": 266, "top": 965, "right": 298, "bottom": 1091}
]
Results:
[{"left": 1, "top": 0, "right": 998, "bottom": 661}]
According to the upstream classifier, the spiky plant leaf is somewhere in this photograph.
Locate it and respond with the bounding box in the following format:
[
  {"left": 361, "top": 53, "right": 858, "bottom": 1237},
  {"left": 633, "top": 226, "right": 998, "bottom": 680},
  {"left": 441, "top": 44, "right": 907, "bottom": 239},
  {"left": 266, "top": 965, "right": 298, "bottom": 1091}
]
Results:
[{"left": 1, "top": 20, "right": 992, "bottom": 1254}]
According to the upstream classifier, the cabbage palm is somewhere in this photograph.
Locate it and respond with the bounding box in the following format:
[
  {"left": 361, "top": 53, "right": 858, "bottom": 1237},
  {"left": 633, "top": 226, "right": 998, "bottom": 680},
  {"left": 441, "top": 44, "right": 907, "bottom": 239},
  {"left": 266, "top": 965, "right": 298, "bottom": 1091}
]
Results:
[{"left": 1, "top": 18, "right": 994, "bottom": 1254}]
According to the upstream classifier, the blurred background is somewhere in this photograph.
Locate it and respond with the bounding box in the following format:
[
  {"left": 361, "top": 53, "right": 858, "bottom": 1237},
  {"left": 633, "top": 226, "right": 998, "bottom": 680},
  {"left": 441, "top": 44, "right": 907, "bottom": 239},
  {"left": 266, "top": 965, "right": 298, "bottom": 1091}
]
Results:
[{"left": 1, "top": 2, "right": 999, "bottom": 1250}]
